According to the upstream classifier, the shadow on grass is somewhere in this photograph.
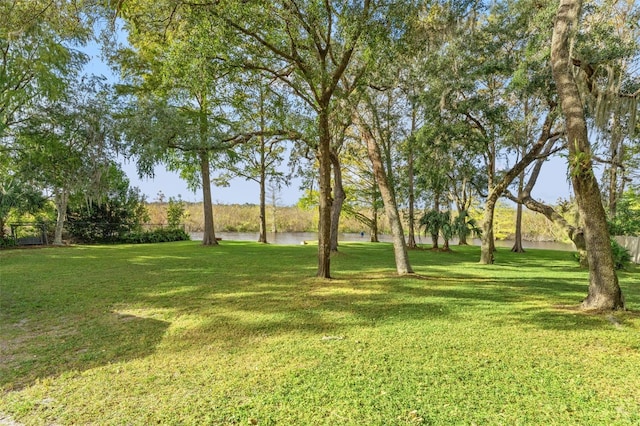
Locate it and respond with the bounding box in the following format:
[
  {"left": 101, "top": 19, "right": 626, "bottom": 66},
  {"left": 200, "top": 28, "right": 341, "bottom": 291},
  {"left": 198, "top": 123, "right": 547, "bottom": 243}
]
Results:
[
  {"left": 2, "top": 241, "right": 637, "bottom": 391},
  {"left": 0, "top": 312, "right": 170, "bottom": 392},
  {"left": 133, "top": 271, "right": 616, "bottom": 357}
]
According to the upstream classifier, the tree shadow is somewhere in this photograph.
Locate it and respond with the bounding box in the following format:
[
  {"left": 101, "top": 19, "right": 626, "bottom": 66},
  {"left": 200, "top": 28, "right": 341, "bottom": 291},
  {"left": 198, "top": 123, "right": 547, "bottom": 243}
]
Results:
[
  {"left": 3, "top": 241, "right": 637, "bottom": 392},
  {"left": 1, "top": 311, "right": 169, "bottom": 391}
]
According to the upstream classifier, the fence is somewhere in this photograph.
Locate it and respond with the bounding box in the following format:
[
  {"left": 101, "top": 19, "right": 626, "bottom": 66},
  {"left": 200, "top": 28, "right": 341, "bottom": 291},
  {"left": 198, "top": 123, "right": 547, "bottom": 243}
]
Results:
[{"left": 614, "top": 236, "right": 640, "bottom": 264}]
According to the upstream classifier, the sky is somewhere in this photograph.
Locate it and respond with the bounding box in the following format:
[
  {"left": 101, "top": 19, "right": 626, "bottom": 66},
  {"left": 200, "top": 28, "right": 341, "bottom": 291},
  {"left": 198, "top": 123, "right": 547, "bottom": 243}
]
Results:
[
  {"left": 116, "top": 154, "right": 575, "bottom": 206},
  {"left": 82, "top": 37, "right": 575, "bottom": 207},
  {"left": 119, "top": 158, "right": 307, "bottom": 205}
]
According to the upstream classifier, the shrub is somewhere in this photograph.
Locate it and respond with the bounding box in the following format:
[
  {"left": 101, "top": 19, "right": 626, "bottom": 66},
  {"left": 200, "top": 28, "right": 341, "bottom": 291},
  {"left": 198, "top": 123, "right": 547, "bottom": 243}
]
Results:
[
  {"left": 167, "top": 196, "right": 186, "bottom": 229},
  {"left": 0, "top": 236, "right": 16, "bottom": 248},
  {"left": 122, "top": 228, "right": 191, "bottom": 244},
  {"left": 611, "top": 238, "right": 631, "bottom": 270}
]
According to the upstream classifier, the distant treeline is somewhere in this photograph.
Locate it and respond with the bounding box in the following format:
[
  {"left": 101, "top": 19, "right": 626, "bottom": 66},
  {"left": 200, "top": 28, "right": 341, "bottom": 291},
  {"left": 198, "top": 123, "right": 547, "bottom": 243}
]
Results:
[{"left": 145, "top": 202, "right": 574, "bottom": 243}]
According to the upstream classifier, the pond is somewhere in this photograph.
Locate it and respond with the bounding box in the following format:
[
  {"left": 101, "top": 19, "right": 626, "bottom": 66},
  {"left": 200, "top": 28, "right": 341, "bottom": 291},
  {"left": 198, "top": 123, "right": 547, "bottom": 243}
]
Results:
[{"left": 191, "top": 231, "right": 576, "bottom": 252}]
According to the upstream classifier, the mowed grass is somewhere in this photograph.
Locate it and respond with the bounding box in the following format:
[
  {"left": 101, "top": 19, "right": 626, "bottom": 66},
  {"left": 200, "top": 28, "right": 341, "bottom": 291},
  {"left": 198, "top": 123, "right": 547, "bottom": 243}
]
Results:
[{"left": 1, "top": 241, "right": 639, "bottom": 425}]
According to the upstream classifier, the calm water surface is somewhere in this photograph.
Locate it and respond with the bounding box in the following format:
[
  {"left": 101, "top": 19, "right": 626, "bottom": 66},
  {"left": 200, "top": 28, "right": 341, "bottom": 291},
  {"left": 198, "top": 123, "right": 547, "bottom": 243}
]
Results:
[{"left": 191, "top": 231, "right": 575, "bottom": 251}]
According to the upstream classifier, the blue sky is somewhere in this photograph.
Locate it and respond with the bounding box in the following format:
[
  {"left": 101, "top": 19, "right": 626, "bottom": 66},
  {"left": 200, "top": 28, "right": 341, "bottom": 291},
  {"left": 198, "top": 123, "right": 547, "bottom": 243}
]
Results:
[
  {"left": 83, "top": 39, "right": 574, "bottom": 207},
  {"left": 82, "top": 37, "right": 306, "bottom": 206},
  {"left": 119, "top": 158, "right": 306, "bottom": 205}
]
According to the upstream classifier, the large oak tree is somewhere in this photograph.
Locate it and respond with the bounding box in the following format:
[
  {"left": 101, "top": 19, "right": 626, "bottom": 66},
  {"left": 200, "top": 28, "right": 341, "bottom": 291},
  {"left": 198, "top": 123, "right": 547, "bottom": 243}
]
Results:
[{"left": 551, "top": 0, "right": 625, "bottom": 310}]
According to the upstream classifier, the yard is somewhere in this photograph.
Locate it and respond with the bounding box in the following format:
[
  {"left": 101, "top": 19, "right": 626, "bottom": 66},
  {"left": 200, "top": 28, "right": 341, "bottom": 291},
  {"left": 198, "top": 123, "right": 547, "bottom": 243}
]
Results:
[{"left": 1, "top": 241, "right": 639, "bottom": 425}]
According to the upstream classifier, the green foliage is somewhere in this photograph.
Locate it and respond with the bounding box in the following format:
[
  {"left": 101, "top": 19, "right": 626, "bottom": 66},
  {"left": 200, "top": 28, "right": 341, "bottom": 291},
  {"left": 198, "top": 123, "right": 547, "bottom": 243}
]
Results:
[
  {"left": 452, "top": 210, "right": 482, "bottom": 242},
  {"left": 608, "top": 190, "right": 640, "bottom": 236},
  {"left": 0, "top": 0, "right": 91, "bottom": 134},
  {"left": 296, "top": 189, "right": 319, "bottom": 211},
  {"left": 610, "top": 238, "right": 631, "bottom": 270},
  {"left": 166, "top": 196, "right": 186, "bottom": 229},
  {"left": 0, "top": 236, "right": 17, "bottom": 248},
  {"left": 0, "top": 176, "right": 46, "bottom": 237},
  {"left": 419, "top": 209, "right": 456, "bottom": 247},
  {"left": 122, "top": 228, "right": 190, "bottom": 244},
  {"left": 66, "top": 166, "right": 149, "bottom": 243},
  {"left": 419, "top": 209, "right": 446, "bottom": 238},
  {"left": 439, "top": 210, "right": 455, "bottom": 246}
]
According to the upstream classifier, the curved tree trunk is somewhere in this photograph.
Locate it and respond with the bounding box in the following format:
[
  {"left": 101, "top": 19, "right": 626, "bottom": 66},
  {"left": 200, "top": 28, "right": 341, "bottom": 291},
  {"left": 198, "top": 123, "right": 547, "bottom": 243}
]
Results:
[
  {"left": 53, "top": 189, "right": 69, "bottom": 245},
  {"left": 317, "top": 108, "right": 333, "bottom": 278},
  {"left": 360, "top": 120, "right": 413, "bottom": 275},
  {"left": 478, "top": 110, "right": 558, "bottom": 263},
  {"left": 199, "top": 150, "right": 218, "bottom": 246},
  {"left": 506, "top": 192, "right": 587, "bottom": 266},
  {"left": 551, "top": 0, "right": 623, "bottom": 310},
  {"left": 330, "top": 151, "right": 345, "bottom": 252}
]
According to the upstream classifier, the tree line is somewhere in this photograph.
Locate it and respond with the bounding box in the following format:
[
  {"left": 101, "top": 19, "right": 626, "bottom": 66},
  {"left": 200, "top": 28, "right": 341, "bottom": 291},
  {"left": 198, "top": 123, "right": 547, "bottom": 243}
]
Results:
[{"left": 1, "top": 0, "right": 638, "bottom": 310}]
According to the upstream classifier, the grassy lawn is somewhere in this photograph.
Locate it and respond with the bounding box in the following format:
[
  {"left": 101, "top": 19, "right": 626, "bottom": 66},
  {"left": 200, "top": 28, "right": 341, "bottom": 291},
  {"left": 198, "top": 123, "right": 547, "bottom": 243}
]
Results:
[{"left": 1, "top": 241, "right": 639, "bottom": 425}]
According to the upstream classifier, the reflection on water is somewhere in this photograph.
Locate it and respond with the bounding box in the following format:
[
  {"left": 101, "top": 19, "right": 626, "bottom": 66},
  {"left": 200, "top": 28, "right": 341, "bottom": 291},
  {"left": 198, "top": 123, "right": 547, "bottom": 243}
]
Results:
[{"left": 190, "top": 231, "right": 575, "bottom": 251}]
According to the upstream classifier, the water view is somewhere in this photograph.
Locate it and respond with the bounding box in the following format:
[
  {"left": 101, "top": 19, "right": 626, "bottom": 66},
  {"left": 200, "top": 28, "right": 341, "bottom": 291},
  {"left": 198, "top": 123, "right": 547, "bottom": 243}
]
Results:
[{"left": 191, "top": 231, "right": 576, "bottom": 251}]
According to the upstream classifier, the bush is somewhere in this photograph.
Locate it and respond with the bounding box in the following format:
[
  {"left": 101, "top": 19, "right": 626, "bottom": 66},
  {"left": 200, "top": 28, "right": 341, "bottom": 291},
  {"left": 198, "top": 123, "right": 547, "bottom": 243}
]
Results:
[
  {"left": 0, "top": 236, "right": 16, "bottom": 248},
  {"left": 66, "top": 165, "right": 149, "bottom": 243},
  {"left": 611, "top": 238, "right": 631, "bottom": 270},
  {"left": 167, "top": 196, "right": 186, "bottom": 229},
  {"left": 122, "top": 228, "right": 191, "bottom": 244}
]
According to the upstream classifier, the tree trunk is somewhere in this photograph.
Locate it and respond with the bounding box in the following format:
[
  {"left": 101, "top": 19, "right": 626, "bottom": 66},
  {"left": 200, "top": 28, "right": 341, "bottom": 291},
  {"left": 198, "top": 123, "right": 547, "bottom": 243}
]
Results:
[
  {"left": 478, "top": 110, "right": 558, "bottom": 263},
  {"left": 199, "top": 150, "right": 218, "bottom": 246},
  {"left": 453, "top": 177, "right": 472, "bottom": 246},
  {"left": 258, "top": 162, "right": 267, "bottom": 243},
  {"left": 551, "top": 0, "right": 624, "bottom": 310},
  {"left": 0, "top": 217, "right": 6, "bottom": 239},
  {"left": 511, "top": 175, "right": 525, "bottom": 253},
  {"left": 53, "top": 189, "right": 68, "bottom": 245},
  {"left": 407, "top": 112, "right": 417, "bottom": 249},
  {"left": 258, "top": 93, "right": 268, "bottom": 244},
  {"left": 407, "top": 151, "right": 417, "bottom": 249},
  {"left": 330, "top": 151, "right": 345, "bottom": 252},
  {"left": 511, "top": 200, "right": 525, "bottom": 253},
  {"left": 360, "top": 120, "right": 413, "bottom": 275},
  {"left": 480, "top": 195, "right": 496, "bottom": 264},
  {"left": 271, "top": 189, "right": 277, "bottom": 233},
  {"left": 480, "top": 136, "right": 497, "bottom": 263},
  {"left": 431, "top": 197, "right": 440, "bottom": 250},
  {"left": 317, "top": 108, "right": 333, "bottom": 278},
  {"left": 458, "top": 231, "right": 468, "bottom": 245},
  {"left": 370, "top": 184, "right": 379, "bottom": 242}
]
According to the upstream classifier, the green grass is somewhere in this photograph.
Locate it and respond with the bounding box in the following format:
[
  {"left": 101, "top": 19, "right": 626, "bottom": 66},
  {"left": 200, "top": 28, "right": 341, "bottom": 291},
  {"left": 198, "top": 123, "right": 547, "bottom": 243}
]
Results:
[{"left": 1, "top": 241, "right": 639, "bottom": 425}]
